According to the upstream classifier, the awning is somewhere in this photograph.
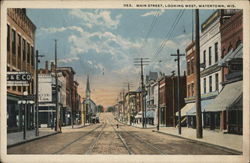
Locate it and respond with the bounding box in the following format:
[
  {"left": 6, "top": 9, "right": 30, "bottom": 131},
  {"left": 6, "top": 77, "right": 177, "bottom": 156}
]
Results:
[
  {"left": 219, "top": 43, "right": 242, "bottom": 67},
  {"left": 204, "top": 81, "right": 242, "bottom": 112},
  {"left": 186, "top": 99, "right": 213, "bottom": 116},
  {"left": 176, "top": 103, "right": 195, "bottom": 116}
]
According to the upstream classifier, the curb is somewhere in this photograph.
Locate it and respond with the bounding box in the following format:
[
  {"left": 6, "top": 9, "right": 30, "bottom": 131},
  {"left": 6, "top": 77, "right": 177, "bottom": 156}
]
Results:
[
  {"left": 7, "top": 131, "right": 61, "bottom": 148},
  {"left": 115, "top": 119, "right": 156, "bottom": 129},
  {"left": 153, "top": 130, "right": 242, "bottom": 155}
]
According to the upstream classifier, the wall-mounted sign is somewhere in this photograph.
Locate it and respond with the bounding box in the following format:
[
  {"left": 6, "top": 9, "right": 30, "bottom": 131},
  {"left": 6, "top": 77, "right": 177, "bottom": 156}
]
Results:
[
  {"left": 38, "top": 74, "right": 52, "bottom": 102},
  {"left": 7, "top": 72, "right": 32, "bottom": 86}
]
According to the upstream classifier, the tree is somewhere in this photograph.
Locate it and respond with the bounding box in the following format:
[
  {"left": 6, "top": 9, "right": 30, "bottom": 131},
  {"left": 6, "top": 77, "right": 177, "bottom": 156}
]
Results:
[
  {"left": 107, "top": 106, "right": 115, "bottom": 112},
  {"left": 97, "top": 105, "right": 104, "bottom": 112}
]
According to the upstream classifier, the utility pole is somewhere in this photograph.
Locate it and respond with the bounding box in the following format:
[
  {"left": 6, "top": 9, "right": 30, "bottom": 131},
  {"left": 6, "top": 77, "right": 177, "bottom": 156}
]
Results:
[
  {"left": 134, "top": 58, "right": 150, "bottom": 128},
  {"left": 54, "top": 40, "right": 59, "bottom": 132},
  {"left": 35, "top": 50, "right": 44, "bottom": 136},
  {"left": 171, "top": 49, "right": 185, "bottom": 135},
  {"left": 171, "top": 70, "right": 176, "bottom": 127},
  {"left": 195, "top": 9, "right": 203, "bottom": 138},
  {"left": 157, "top": 78, "right": 160, "bottom": 131}
]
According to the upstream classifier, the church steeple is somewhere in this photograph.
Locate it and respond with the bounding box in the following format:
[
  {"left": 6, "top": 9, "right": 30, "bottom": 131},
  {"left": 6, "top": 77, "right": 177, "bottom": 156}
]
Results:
[{"left": 86, "top": 75, "right": 91, "bottom": 99}]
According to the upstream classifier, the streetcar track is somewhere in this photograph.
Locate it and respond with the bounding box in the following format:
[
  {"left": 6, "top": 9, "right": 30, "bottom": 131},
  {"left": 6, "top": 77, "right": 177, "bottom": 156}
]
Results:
[
  {"left": 119, "top": 125, "right": 167, "bottom": 155},
  {"left": 110, "top": 122, "right": 134, "bottom": 155},
  {"left": 84, "top": 122, "right": 107, "bottom": 154},
  {"left": 53, "top": 124, "right": 103, "bottom": 154}
]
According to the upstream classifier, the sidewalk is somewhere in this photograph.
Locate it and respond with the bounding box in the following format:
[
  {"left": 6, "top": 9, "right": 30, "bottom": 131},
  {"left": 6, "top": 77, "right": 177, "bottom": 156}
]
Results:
[
  {"left": 7, "top": 127, "right": 59, "bottom": 147},
  {"left": 62, "top": 123, "right": 91, "bottom": 129},
  {"left": 153, "top": 127, "right": 242, "bottom": 153},
  {"left": 116, "top": 119, "right": 156, "bottom": 129}
]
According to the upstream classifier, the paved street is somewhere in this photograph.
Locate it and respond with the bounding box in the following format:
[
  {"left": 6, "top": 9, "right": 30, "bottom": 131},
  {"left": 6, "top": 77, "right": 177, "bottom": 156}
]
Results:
[{"left": 8, "top": 113, "right": 239, "bottom": 155}]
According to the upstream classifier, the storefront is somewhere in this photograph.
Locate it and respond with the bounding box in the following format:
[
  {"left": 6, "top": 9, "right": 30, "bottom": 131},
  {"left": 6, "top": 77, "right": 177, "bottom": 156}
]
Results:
[
  {"left": 7, "top": 93, "right": 35, "bottom": 133},
  {"left": 204, "top": 80, "right": 242, "bottom": 134}
]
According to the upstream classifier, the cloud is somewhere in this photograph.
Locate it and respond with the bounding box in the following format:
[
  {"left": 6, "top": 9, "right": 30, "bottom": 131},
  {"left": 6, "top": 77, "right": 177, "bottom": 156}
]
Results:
[
  {"left": 141, "top": 9, "right": 165, "bottom": 17},
  {"left": 69, "top": 9, "right": 122, "bottom": 29},
  {"left": 38, "top": 26, "right": 84, "bottom": 36},
  {"left": 58, "top": 56, "right": 79, "bottom": 63}
]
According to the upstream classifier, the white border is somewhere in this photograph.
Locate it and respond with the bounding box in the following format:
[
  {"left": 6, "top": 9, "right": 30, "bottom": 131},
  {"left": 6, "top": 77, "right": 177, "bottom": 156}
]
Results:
[{"left": 1, "top": 1, "right": 249, "bottom": 163}]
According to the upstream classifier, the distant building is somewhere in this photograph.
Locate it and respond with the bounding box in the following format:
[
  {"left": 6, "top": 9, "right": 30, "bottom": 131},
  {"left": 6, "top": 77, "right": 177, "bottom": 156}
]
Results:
[
  {"left": 159, "top": 75, "right": 186, "bottom": 127},
  {"left": 38, "top": 62, "right": 67, "bottom": 127},
  {"left": 7, "top": 9, "right": 36, "bottom": 133},
  {"left": 83, "top": 75, "right": 97, "bottom": 123}
]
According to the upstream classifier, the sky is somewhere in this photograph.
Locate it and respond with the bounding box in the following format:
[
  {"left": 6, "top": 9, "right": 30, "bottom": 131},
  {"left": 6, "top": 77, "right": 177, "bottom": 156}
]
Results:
[{"left": 26, "top": 9, "right": 215, "bottom": 107}]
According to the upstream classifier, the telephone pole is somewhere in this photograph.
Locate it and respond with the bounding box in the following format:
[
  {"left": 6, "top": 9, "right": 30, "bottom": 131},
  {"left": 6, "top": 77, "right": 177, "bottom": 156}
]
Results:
[
  {"left": 35, "top": 50, "right": 44, "bottom": 136},
  {"left": 171, "top": 49, "right": 185, "bottom": 135},
  {"left": 134, "top": 58, "right": 150, "bottom": 128},
  {"left": 195, "top": 9, "right": 203, "bottom": 138},
  {"left": 54, "top": 40, "right": 59, "bottom": 132}
]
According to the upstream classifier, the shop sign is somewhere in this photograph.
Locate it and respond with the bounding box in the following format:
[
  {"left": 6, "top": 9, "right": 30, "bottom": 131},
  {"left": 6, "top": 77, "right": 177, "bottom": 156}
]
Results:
[{"left": 7, "top": 72, "right": 32, "bottom": 86}]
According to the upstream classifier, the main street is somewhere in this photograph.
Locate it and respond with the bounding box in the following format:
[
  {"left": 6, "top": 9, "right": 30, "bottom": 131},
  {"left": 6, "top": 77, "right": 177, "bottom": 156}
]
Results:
[{"left": 8, "top": 113, "right": 238, "bottom": 155}]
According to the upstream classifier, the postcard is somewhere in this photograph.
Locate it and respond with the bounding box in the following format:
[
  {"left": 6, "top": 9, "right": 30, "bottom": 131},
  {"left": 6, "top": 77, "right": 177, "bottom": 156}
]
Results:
[{"left": 0, "top": 0, "right": 249, "bottom": 163}]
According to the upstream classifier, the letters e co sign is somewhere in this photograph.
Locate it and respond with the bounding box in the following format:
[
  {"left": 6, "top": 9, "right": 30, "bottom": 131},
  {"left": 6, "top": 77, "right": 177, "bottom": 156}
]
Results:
[{"left": 7, "top": 72, "right": 32, "bottom": 82}]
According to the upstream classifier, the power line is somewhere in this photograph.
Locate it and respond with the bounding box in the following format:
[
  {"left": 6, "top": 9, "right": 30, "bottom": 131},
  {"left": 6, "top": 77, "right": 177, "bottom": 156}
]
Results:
[{"left": 154, "top": 10, "right": 185, "bottom": 58}]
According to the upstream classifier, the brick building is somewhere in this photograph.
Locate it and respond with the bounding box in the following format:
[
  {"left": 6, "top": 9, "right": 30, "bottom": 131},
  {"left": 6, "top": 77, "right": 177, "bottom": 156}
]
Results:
[
  {"left": 158, "top": 75, "right": 186, "bottom": 127},
  {"left": 180, "top": 41, "right": 197, "bottom": 128},
  {"left": 205, "top": 10, "right": 243, "bottom": 134},
  {"left": 220, "top": 10, "right": 243, "bottom": 83},
  {"left": 7, "top": 9, "right": 36, "bottom": 132}
]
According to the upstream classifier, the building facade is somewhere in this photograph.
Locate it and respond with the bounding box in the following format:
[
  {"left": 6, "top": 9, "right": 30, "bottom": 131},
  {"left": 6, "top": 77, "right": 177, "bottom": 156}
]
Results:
[
  {"left": 7, "top": 9, "right": 36, "bottom": 132},
  {"left": 159, "top": 75, "right": 186, "bottom": 127}
]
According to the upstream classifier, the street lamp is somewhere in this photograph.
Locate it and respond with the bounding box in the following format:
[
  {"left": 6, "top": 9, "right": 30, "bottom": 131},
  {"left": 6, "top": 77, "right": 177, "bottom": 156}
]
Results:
[{"left": 18, "top": 91, "right": 34, "bottom": 140}]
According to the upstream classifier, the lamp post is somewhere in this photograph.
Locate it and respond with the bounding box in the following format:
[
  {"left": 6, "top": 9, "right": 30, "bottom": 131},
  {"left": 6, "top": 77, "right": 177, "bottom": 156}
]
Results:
[{"left": 18, "top": 91, "right": 34, "bottom": 140}]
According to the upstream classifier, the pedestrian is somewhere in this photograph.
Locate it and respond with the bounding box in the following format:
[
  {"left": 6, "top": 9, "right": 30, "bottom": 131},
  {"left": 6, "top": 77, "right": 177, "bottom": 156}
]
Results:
[{"left": 116, "top": 124, "right": 119, "bottom": 128}]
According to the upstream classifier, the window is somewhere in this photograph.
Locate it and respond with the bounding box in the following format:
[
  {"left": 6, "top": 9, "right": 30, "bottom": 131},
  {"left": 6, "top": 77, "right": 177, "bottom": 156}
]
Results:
[
  {"left": 18, "top": 34, "right": 21, "bottom": 58},
  {"left": 12, "top": 29, "right": 16, "bottom": 55},
  {"left": 203, "top": 78, "right": 206, "bottom": 94},
  {"left": 27, "top": 43, "right": 30, "bottom": 63},
  {"left": 7, "top": 25, "right": 10, "bottom": 51},
  {"left": 191, "top": 59, "right": 194, "bottom": 74},
  {"left": 18, "top": 86, "right": 21, "bottom": 92},
  {"left": 209, "top": 76, "right": 212, "bottom": 92},
  {"left": 191, "top": 83, "right": 194, "bottom": 96},
  {"left": 22, "top": 39, "right": 26, "bottom": 61},
  {"left": 215, "top": 42, "right": 218, "bottom": 62},
  {"left": 187, "top": 85, "right": 190, "bottom": 97},
  {"left": 215, "top": 73, "right": 219, "bottom": 91},
  {"left": 187, "top": 61, "right": 190, "bottom": 75},
  {"left": 203, "top": 50, "right": 206, "bottom": 66},
  {"left": 31, "top": 46, "right": 34, "bottom": 66},
  {"left": 209, "top": 47, "right": 212, "bottom": 65}
]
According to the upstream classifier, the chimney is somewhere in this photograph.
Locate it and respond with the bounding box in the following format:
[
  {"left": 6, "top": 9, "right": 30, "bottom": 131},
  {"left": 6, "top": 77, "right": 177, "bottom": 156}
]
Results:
[{"left": 45, "top": 61, "right": 48, "bottom": 70}]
